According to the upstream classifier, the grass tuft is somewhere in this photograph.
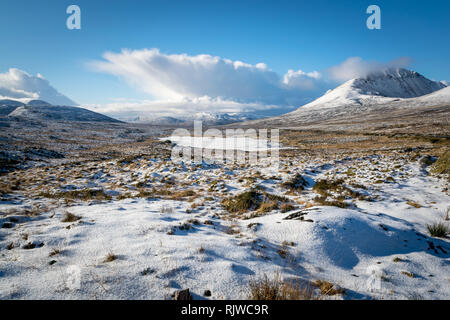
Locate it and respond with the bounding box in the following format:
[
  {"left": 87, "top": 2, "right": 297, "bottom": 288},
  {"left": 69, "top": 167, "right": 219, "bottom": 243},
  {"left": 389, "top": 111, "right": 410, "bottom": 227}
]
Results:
[
  {"left": 281, "top": 174, "right": 308, "bottom": 192},
  {"left": 431, "top": 151, "right": 450, "bottom": 175},
  {"left": 222, "top": 190, "right": 260, "bottom": 214},
  {"left": 40, "top": 189, "right": 111, "bottom": 201},
  {"left": 407, "top": 200, "right": 421, "bottom": 208},
  {"left": 312, "top": 280, "right": 345, "bottom": 296},
  {"left": 427, "top": 221, "right": 449, "bottom": 238},
  {"left": 248, "top": 273, "right": 315, "bottom": 300},
  {"left": 103, "top": 252, "right": 117, "bottom": 263}
]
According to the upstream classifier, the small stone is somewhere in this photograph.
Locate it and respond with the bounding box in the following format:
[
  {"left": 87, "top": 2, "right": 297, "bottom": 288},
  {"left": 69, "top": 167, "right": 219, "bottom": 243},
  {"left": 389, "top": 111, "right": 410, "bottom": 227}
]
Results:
[
  {"left": 204, "top": 290, "right": 211, "bottom": 297},
  {"left": 22, "top": 242, "right": 36, "bottom": 250}
]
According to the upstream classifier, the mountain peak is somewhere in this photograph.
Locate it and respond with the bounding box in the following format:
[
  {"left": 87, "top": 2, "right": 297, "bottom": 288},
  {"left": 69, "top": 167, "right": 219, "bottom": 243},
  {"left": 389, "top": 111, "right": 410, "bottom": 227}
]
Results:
[
  {"left": 352, "top": 68, "right": 445, "bottom": 99},
  {"left": 365, "top": 67, "right": 417, "bottom": 79},
  {"left": 27, "top": 100, "right": 52, "bottom": 106},
  {"left": 293, "top": 68, "right": 446, "bottom": 112}
]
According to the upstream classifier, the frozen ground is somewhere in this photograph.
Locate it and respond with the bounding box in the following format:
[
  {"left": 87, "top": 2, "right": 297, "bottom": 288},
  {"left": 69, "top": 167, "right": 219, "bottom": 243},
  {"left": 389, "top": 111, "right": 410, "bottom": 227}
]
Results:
[
  {"left": 1, "top": 147, "right": 449, "bottom": 300},
  {"left": 165, "top": 135, "right": 281, "bottom": 152}
]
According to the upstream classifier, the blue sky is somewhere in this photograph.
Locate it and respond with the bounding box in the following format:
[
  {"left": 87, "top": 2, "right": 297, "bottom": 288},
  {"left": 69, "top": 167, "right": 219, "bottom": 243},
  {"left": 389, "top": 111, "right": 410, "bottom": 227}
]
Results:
[{"left": 0, "top": 0, "right": 449, "bottom": 117}]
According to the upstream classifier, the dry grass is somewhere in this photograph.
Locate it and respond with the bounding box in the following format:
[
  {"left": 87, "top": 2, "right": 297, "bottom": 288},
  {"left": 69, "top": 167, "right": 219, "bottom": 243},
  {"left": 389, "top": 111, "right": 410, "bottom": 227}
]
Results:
[
  {"left": 311, "top": 178, "right": 362, "bottom": 208},
  {"left": 222, "top": 190, "right": 260, "bottom": 214},
  {"left": 427, "top": 221, "right": 449, "bottom": 238},
  {"left": 276, "top": 245, "right": 289, "bottom": 259},
  {"left": 407, "top": 200, "right": 422, "bottom": 208},
  {"left": 304, "top": 202, "right": 315, "bottom": 209},
  {"left": 248, "top": 273, "right": 315, "bottom": 300},
  {"left": 103, "top": 252, "right": 117, "bottom": 263},
  {"left": 401, "top": 271, "right": 415, "bottom": 278},
  {"left": 281, "top": 173, "right": 308, "bottom": 192},
  {"left": 4, "top": 206, "right": 45, "bottom": 217},
  {"left": 169, "top": 189, "right": 196, "bottom": 200},
  {"left": 312, "top": 280, "right": 345, "bottom": 296},
  {"left": 224, "top": 223, "right": 240, "bottom": 235},
  {"left": 257, "top": 201, "right": 279, "bottom": 213},
  {"left": 280, "top": 203, "right": 296, "bottom": 213},
  {"left": 40, "top": 189, "right": 111, "bottom": 201},
  {"left": 49, "top": 248, "right": 61, "bottom": 257},
  {"left": 313, "top": 179, "right": 345, "bottom": 196},
  {"left": 431, "top": 151, "right": 450, "bottom": 175},
  {"left": 313, "top": 195, "right": 348, "bottom": 208},
  {"left": 222, "top": 190, "right": 290, "bottom": 215}
]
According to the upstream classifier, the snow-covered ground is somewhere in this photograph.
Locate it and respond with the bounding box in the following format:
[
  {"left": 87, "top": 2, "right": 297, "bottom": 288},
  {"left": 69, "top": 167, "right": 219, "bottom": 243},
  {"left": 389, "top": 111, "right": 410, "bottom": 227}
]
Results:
[
  {"left": 164, "top": 135, "right": 281, "bottom": 152},
  {"left": 1, "top": 150, "right": 449, "bottom": 300}
]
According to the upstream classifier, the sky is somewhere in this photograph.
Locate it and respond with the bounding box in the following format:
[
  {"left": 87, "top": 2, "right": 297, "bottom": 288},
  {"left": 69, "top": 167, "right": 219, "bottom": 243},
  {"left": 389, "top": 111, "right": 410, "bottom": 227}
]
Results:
[{"left": 0, "top": 0, "right": 449, "bottom": 119}]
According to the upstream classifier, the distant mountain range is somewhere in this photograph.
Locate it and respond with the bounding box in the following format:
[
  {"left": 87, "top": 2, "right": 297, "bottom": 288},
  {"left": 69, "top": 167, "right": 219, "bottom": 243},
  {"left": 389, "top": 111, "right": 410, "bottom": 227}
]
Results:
[
  {"left": 0, "top": 99, "right": 122, "bottom": 123},
  {"left": 132, "top": 112, "right": 261, "bottom": 126},
  {"left": 1, "top": 68, "right": 448, "bottom": 127},
  {"left": 0, "top": 98, "right": 261, "bottom": 125}
]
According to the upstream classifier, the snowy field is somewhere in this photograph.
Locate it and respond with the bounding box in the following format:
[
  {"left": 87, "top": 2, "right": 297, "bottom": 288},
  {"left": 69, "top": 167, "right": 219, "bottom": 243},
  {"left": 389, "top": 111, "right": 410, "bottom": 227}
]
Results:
[{"left": 1, "top": 146, "right": 449, "bottom": 300}]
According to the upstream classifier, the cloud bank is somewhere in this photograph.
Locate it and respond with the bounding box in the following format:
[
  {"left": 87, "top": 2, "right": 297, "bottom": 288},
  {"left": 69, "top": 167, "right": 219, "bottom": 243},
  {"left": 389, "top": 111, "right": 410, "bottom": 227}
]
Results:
[
  {"left": 0, "top": 68, "right": 76, "bottom": 106},
  {"left": 328, "top": 57, "right": 413, "bottom": 82},
  {"left": 1, "top": 52, "right": 420, "bottom": 122},
  {"left": 86, "top": 96, "right": 286, "bottom": 122},
  {"left": 89, "top": 50, "right": 420, "bottom": 120},
  {"left": 89, "top": 49, "right": 326, "bottom": 109}
]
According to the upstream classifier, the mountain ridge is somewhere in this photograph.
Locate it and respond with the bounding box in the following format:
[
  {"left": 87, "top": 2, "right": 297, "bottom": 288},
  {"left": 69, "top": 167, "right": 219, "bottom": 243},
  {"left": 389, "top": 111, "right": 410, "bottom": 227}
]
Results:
[
  {"left": 230, "top": 68, "right": 449, "bottom": 131},
  {"left": 0, "top": 99, "right": 122, "bottom": 123},
  {"left": 288, "top": 68, "right": 446, "bottom": 113}
]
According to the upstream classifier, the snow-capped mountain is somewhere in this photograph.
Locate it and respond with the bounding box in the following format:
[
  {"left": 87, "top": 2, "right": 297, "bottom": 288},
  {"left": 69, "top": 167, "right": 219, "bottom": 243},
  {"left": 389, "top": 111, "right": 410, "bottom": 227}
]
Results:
[
  {"left": 1, "top": 99, "right": 121, "bottom": 123},
  {"left": 133, "top": 112, "right": 260, "bottom": 125},
  {"left": 291, "top": 68, "right": 446, "bottom": 112},
  {"left": 237, "top": 68, "right": 449, "bottom": 127},
  {"left": 0, "top": 99, "right": 25, "bottom": 107},
  {"left": 185, "top": 112, "right": 260, "bottom": 124},
  {"left": 132, "top": 116, "right": 187, "bottom": 126}
]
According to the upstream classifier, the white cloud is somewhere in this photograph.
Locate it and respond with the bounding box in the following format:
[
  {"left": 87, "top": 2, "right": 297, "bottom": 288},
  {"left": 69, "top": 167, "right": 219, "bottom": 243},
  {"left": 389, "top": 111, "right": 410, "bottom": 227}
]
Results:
[
  {"left": 328, "top": 56, "right": 412, "bottom": 82},
  {"left": 283, "top": 69, "right": 322, "bottom": 90},
  {"left": 89, "top": 48, "right": 323, "bottom": 108},
  {"left": 88, "top": 51, "right": 427, "bottom": 120},
  {"left": 83, "top": 96, "right": 287, "bottom": 122},
  {"left": 0, "top": 68, "right": 76, "bottom": 106}
]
